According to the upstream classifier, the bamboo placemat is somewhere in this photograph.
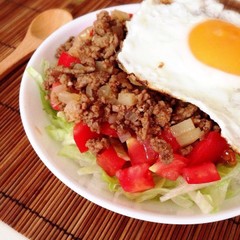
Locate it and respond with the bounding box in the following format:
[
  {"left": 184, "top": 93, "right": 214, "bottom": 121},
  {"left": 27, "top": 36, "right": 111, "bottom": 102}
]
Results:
[{"left": 0, "top": 0, "right": 239, "bottom": 239}]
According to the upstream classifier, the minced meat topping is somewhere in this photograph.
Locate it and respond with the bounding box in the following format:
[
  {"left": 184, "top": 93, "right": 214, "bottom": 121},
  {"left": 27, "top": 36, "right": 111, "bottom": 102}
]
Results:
[{"left": 44, "top": 10, "right": 219, "bottom": 163}]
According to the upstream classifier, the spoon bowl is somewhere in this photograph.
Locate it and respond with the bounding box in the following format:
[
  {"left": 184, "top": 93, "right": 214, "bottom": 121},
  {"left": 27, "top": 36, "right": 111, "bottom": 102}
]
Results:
[
  {"left": 0, "top": 8, "right": 73, "bottom": 80},
  {"left": 29, "top": 9, "right": 73, "bottom": 40}
]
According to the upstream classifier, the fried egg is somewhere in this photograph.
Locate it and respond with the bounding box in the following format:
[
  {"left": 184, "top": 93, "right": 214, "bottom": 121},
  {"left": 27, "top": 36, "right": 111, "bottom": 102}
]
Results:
[{"left": 118, "top": 0, "right": 240, "bottom": 153}]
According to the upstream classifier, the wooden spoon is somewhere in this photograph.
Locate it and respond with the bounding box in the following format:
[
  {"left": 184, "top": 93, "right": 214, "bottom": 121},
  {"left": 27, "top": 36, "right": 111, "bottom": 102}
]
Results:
[{"left": 0, "top": 8, "right": 73, "bottom": 80}]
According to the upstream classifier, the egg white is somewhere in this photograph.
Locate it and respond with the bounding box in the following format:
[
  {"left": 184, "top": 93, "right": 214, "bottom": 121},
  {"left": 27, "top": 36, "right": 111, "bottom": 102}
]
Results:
[{"left": 118, "top": 0, "right": 240, "bottom": 152}]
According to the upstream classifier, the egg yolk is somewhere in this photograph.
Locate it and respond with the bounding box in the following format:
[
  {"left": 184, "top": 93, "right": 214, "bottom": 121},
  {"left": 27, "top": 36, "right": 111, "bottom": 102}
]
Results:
[{"left": 189, "top": 19, "right": 240, "bottom": 76}]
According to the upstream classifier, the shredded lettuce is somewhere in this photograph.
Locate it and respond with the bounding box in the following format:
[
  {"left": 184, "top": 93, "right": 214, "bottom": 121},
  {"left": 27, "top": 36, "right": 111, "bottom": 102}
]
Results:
[
  {"left": 30, "top": 62, "right": 240, "bottom": 214},
  {"left": 188, "top": 191, "right": 213, "bottom": 214},
  {"left": 27, "top": 65, "right": 57, "bottom": 117},
  {"left": 27, "top": 66, "right": 44, "bottom": 85},
  {"left": 102, "top": 171, "right": 120, "bottom": 192},
  {"left": 59, "top": 145, "right": 85, "bottom": 161},
  {"left": 159, "top": 160, "right": 240, "bottom": 213},
  {"left": 171, "top": 194, "right": 194, "bottom": 209},
  {"left": 45, "top": 112, "right": 75, "bottom": 145}
]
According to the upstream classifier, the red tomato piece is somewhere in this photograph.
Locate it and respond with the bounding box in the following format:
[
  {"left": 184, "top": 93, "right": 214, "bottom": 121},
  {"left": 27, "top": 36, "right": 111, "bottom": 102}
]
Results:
[
  {"left": 142, "top": 140, "right": 159, "bottom": 162},
  {"left": 73, "top": 122, "right": 100, "bottom": 153},
  {"left": 150, "top": 154, "right": 188, "bottom": 181},
  {"left": 182, "top": 162, "right": 221, "bottom": 184},
  {"left": 100, "top": 122, "right": 118, "bottom": 138},
  {"left": 160, "top": 127, "right": 180, "bottom": 152},
  {"left": 97, "top": 146, "right": 126, "bottom": 177},
  {"left": 126, "top": 137, "right": 157, "bottom": 165},
  {"left": 116, "top": 163, "right": 155, "bottom": 193},
  {"left": 58, "top": 52, "right": 80, "bottom": 67},
  {"left": 188, "top": 131, "right": 228, "bottom": 165}
]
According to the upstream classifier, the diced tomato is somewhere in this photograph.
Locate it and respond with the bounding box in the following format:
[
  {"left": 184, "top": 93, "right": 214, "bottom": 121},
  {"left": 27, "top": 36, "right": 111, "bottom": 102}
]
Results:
[
  {"left": 58, "top": 52, "right": 80, "bottom": 67},
  {"left": 142, "top": 140, "right": 159, "bottom": 162},
  {"left": 126, "top": 137, "right": 157, "bottom": 165},
  {"left": 149, "top": 154, "right": 188, "bottom": 181},
  {"left": 97, "top": 146, "right": 126, "bottom": 177},
  {"left": 160, "top": 127, "right": 180, "bottom": 152},
  {"left": 73, "top": 122, "right": 100, "bottom": 153},
  {"left": 116, "top": 163, "right": 155, "bottom": 193},
  {"left": 100, "top": 122, "right": 118, "bottom": 138},
  {"left": 188, "top": 131, "right": 228, "bottom": 165},
  {"left": 182, "top": 162, "right": 221, "bottom": 184}
]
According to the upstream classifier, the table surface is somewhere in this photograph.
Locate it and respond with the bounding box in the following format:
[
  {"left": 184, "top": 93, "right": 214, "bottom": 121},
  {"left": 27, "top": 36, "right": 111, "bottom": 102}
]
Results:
[{"left": 1, "top": 0, "right": 240, "bottom": 239}]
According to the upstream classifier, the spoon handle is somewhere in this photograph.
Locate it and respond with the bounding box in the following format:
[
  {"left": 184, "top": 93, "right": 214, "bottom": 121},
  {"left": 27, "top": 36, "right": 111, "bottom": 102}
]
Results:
[{"left": 0, "top": 38, "right": 38, "bottom": 80}]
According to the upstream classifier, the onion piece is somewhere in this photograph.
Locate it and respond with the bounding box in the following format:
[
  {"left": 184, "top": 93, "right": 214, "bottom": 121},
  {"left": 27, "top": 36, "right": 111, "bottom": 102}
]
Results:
[
  {"left": 176, "top": 127, "right": 204, "bottom": 147},
  {"left": 58, "top": 91, "right": 80, "bottom": 104},
  {"left": 86, "top": 84, "right": 93, "bottom": 97},
  {"left": 79, "top": 26, "right": 93, "bottom": 39},
  {"left": 52, "top": 84, "right": 67, "bottom": 94},
  {"left": 117, "top": 92, "right": 137, "bottom": 106},
  {"left": 64, "top": 100, "right": 80, "bottom": 122},
  {"left": 170, "top": 118, "right": 195, "bottom": 137},
  {"left": 98, "top": 84, "right": 111, "bottom": 98},
  {"left": 118, "top": 131, "right": 132, "bottom": 143},
  {"left": 111, "top": 139, "right": 130, "bottom": 161},
  {"left": 96, "top": 61, "right": 113, "bottom": 73}
]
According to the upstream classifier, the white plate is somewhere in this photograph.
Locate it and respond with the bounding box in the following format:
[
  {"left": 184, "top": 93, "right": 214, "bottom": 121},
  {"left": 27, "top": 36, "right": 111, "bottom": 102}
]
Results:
[{"left": 20, "top": 4, "right": 240, "bottom": 224}]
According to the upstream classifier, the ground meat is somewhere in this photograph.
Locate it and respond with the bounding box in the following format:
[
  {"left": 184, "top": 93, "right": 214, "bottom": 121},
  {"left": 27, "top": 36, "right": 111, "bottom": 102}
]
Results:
[
  {"left": 86, "top": 137, "right": 110, "bottom": 154},
  {"left": 179, "top": 145, "right": 193, "bottom": 156},
  {"left": 75, "top": 71, "right": 110, "bottom": 90},
  {"left": 150, "top": 137, "right": 173, "bottom": 163},
  {"left": 192, "top": 117, "right": 213, "bottom": 135},
  {"left": 44, "top": 10, "right": 219, "bottom": 163},
  {"left": 56, "top": 36, "right": 75, "bottom": 58},
  {"left": 171, "top": 102, "right": 198, "bottom": 123}
]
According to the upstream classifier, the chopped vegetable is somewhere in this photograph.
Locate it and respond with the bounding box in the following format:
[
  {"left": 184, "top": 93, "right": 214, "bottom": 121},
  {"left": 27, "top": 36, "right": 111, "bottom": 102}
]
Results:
[
  {"left": 149, "top": 154, "right": 188, "bottom": 181},
  {"left": 188, "top": 191, "right": 213, "bottom": 214},
  {"left": 73, "top": 122, "right": 100, "bottom": 153},
  {"left": 188, "top": 131, "right": 228, "bottom": 165},
  {"left": 116, "top": 163, "right": 155, "bottom": 193},
  {"left": 50, "top": 82, "right": 65, "bottom": 110},
  {"left": 126, "top": 137, "right": 157, "bottom": 165},
  {"left": 170, "top": 118, "right": 203, "bottom": 147},
  {"left": 182, "top": 162, "right": 221, "bottom": 184},
  {"left": 171, "top": 118, "right": 196, "bottom": 137},
  {"left": 176, "top": 127, "right": 203, "bottom": 147},
  {"left": 117, "top": 92, "right": 137, "bottom": 106},
  {"left": 100, "top": 122, "right": 118, "bottom": 138},
  {"left": 160, "top": 127, "right": 180, "bottom": 152},
  {"left": 97, "top": 145, "right": 126, "bottom": 177},
  {"left": 111, "top": 139, "right": 130, "bottom": 161},
  {"left": 58, "top": 51, "right": 80, "bottom": 67}
]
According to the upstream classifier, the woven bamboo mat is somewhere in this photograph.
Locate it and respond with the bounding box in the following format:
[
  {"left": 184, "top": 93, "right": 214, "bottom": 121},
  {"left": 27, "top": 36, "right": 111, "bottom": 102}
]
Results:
[{"left": 0, "top": 0, "right": 240, "bottom": 239}]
